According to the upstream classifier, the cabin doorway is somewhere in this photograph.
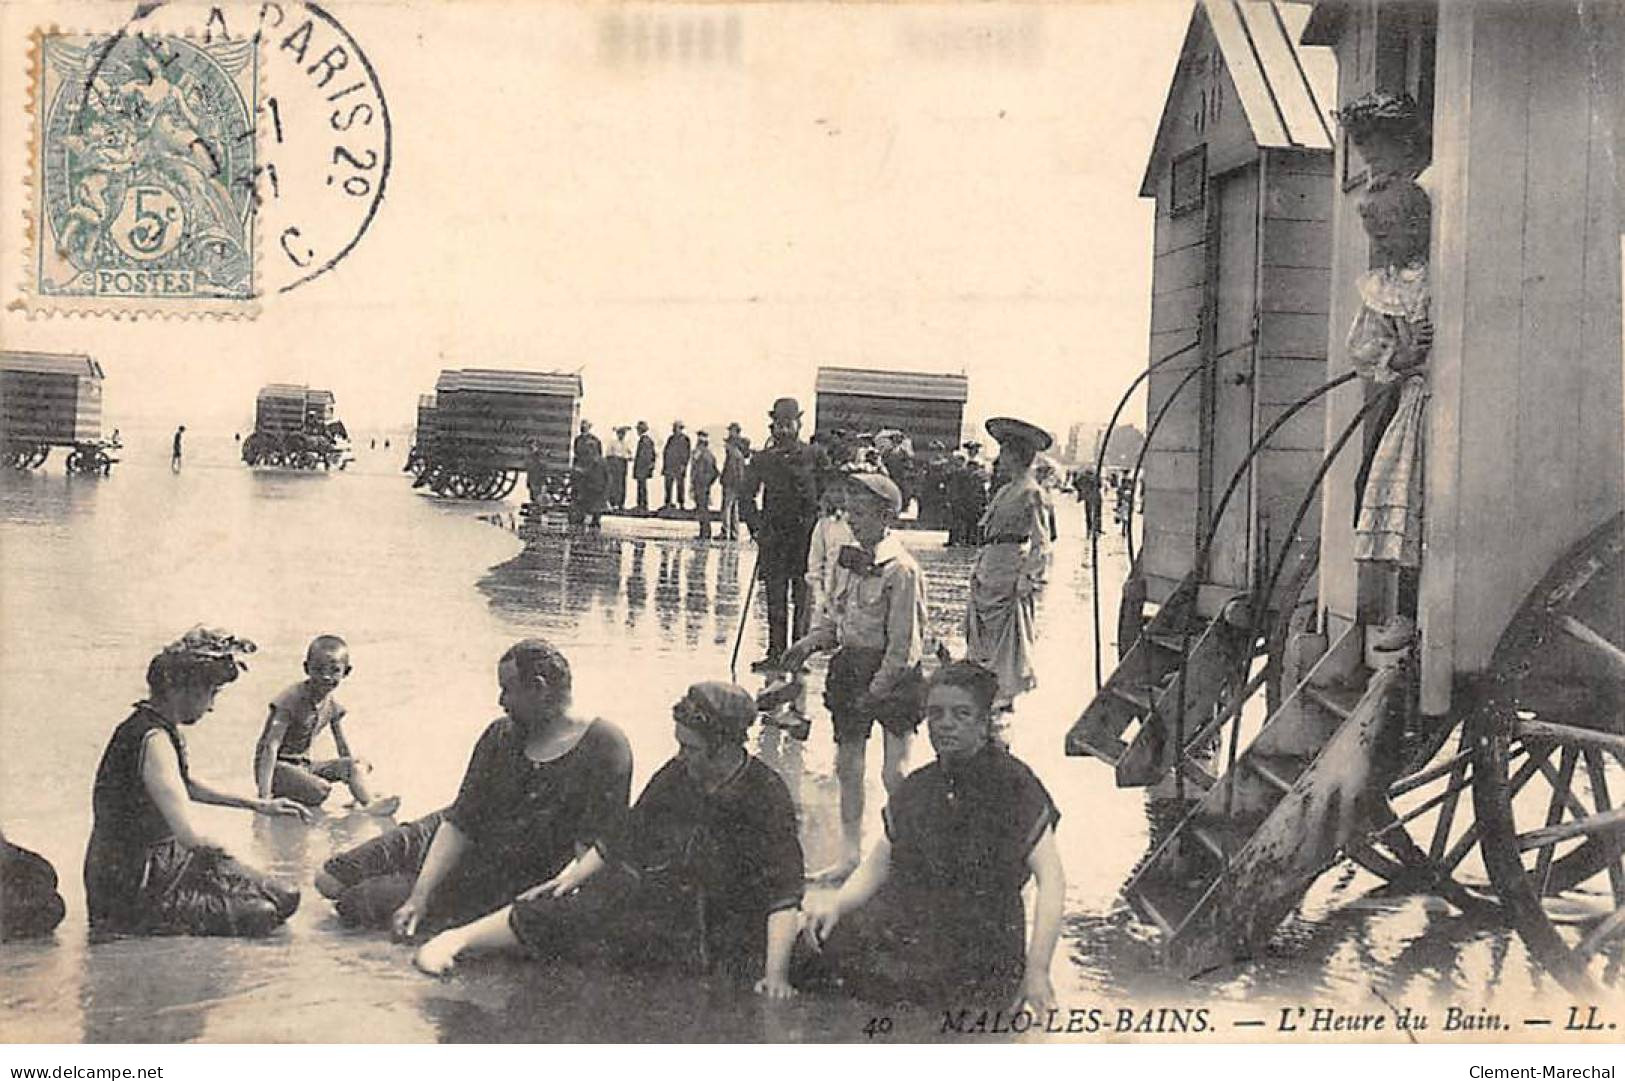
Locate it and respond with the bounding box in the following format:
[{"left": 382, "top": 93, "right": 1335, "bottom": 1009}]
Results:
[{"left": 1201, "top": 162, "right": 1260, "bottom": 593}]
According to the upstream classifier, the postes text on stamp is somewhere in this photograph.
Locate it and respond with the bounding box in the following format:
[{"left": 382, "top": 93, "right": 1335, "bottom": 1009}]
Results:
[{"left": 29, "top": 30, "right": 258, "bottom": 313}]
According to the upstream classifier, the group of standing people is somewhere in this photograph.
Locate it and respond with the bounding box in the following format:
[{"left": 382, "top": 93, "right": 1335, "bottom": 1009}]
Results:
[
  {"left": 15, "top": 620, "right": 1066, "bottom": 1014},
  {"left": 553, "top": 419, "right": 756, "bottom": 540}
]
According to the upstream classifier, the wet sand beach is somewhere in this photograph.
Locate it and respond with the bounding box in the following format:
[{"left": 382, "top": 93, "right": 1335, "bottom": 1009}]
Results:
[{"left": 0, "top": 432, "right": 1572, "bottom": 1043}]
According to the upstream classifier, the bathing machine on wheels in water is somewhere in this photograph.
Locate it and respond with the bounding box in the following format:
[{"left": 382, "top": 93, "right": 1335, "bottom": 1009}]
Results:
[
  {"left": 243, "top": 385, "right": 353, "bottom": 471},
  {"left": 408, "top": 368, "right": 581, "bottom": 504},
  {"left": 1066, "top": 0, "right": 1625, "bottom": 991},
  {"left": 0, "top": 351, "right": 117, "bottom": 475}
]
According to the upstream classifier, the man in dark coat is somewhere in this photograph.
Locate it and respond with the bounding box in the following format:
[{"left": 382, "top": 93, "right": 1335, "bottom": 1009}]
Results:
[
  {"left": 571, "top": 420, "right": 606, "bottom": 529},
  {"left": 741, "top": 398, "right": 826, "bottom": 671},
  {"left": 918, "top": 442, "right": 951, "bottom": 529},
  {"left": 690, "top": 431, "right": 721, "bottom": 540},
  {"left": 721, "top": 423, "right": 750, "bottom": 541},
  {"left": 662, "top": 422, "right": 692, "bottom": 512},
  {"left": 1078, "top": 466, "right": 1102, "bottom": 536},
  {"left": 633, "top": 421, "right": 657, "bottom": 513},
  {"left": 946, "top": 443, "right": 989, "bottom": 547}
]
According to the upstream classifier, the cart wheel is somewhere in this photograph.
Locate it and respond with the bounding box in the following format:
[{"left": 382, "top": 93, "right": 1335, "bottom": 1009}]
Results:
[
  {"left": 1471, "top": 513, "right": 1625, "bottom": 991},
  {"left": 26, "top": 445, "right": 50, "bottom": 469}
]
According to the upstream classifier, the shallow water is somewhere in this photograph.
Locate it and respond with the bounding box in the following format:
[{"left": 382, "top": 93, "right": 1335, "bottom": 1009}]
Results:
[{"left": 0, "top": 431, "right": 1585, "bottom": 1043}]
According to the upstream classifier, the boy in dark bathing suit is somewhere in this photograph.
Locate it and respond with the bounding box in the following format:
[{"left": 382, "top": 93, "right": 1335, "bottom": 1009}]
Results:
[{"left": 254, "top": 635, "right": 399, "bottom": 816}]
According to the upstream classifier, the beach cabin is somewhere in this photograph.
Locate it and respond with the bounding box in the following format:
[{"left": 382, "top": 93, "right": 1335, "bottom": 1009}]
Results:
[
  {"left": 0, "top": 351, "right": 105, "bottom": 453},
  {"left": 812, "top": 367, "right": 968, "bottom": 451},
  {"left": 1086, "top": 0, "right": 1623, "bottom": 984},
  {"left": 415, "top": 393, "right": 438, "bottom": 450},
  {"left": 431, "top": 369, "right": 583, "bottom": 473},
  {"left": 1301, "top": 0, "right": 1623, "bottom": 715},
  {"left": 255, "top": 384, "right": 320, "bottom": 435},
  {"left": 1138, "top": 0, "right": 1337, "bottom": 616}
]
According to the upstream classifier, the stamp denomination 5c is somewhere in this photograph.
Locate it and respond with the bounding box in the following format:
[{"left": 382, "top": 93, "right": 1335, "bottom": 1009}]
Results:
[{"left": 28, "top": 30, "right": 259, "bottom": 314}]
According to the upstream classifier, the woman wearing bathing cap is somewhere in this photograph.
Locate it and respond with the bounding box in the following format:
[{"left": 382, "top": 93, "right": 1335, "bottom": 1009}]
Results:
[
  {"left": 84, "top": 626, "right": 307, "bottom": 937},
  {"left": 414, "top": 681, "right": 805, "bottom": 999}
]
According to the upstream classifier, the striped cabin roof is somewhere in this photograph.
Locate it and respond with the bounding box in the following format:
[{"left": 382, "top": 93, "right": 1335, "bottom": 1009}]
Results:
[
  {"left": 435, "top": 369, "right": 583, "bottom": 399},
  {"left": 257, "top": 383, "right": 311, "bottom": 402},
  {"left": 814, "top": 366, "right": 969, "bottom": 404},
  {"left": 1, "top": 351, "right": 102, "bottom": 380},
  {"left": 1139, "top": 0, "right": 1336, "bottom": 197}
]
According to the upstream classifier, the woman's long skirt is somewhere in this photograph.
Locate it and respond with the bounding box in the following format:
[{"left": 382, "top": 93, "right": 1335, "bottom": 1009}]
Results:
[{"left": 964, "top": 544, "right": 1037, "bottom": 706}]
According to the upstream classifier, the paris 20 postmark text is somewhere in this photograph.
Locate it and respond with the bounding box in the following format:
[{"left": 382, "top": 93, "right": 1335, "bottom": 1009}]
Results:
[{"left": 20, "top": 1, "right": 391, "bottom": 317}]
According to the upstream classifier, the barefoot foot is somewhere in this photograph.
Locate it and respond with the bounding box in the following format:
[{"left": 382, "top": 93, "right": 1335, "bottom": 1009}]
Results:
[
  {"left": 362, "top": 794, "right": 402, "bottom": 817},
  {"left": 413, "top": 933, "right": 463, "bottom": 977}
]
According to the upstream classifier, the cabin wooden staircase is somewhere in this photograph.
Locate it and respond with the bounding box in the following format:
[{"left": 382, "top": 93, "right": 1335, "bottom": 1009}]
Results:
[
  {"left": 1065, "top": 572, "right": 1249, "bottom": 790},
  {"left": 1118, "top": 624, "right": 1402, "bottom": 976}
]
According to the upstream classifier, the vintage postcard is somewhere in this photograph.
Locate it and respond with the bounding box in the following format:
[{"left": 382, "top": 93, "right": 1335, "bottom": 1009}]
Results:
[{"left": 1, "top": 0, "right": 1622, "bottom": 1052}]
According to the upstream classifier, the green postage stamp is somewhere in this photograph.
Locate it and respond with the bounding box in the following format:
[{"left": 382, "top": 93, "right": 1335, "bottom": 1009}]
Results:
[{"left": 28, "top": 30, "right": 258, "bottom": 314}]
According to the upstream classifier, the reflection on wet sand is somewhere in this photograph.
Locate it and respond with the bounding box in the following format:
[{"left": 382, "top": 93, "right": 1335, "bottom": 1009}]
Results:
[{"left": 0, "top": 450, "right": 1579, "bottom": 1043}]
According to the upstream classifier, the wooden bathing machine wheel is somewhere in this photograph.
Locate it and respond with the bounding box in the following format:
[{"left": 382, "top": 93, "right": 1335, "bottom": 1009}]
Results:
[
  {"left": 423, "top": 461, "right": 520, "bottom": 501},
  {"left": 1468, "top": 514, "right": 1625, "bottom": 990},
  {"left": 1309, "top": 514, "right": 1625, "bottom": 990},
  {"left": 5, "top": 442, "right": 50, "bottom": 470}
]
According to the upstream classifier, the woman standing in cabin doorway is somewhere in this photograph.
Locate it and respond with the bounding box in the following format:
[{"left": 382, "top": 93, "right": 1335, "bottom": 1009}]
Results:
[{"left": 1337, "top": 92, "right": 1433, "bottom": 660}]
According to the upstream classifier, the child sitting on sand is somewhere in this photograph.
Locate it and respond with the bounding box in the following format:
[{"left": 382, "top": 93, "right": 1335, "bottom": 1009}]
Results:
[{"left": 254, "top": 635, "right": 399, "bottom": 816}]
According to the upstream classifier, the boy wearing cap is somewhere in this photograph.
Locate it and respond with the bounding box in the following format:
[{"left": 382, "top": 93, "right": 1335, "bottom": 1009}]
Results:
[{"left": 781, "top": 472, "right": 928, "bottom": 883}]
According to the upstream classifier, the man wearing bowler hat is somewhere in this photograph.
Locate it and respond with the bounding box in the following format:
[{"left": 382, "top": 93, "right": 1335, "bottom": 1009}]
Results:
[{"left": 741, "top": 397, "right": 826, "bottom": 671}]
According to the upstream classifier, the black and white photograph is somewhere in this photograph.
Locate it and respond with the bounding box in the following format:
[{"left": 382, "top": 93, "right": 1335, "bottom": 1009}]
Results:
[{"left": 0, "top": 0, "right": 1622, "bottom": 1057}]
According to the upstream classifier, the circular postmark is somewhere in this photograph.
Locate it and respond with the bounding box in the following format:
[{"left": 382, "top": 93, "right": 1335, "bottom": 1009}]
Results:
[
  {"left": 253, "top": 2, "right": 392, "bottom": 294},
  {"left": 53, "top": 1, "right": 391, "bottom": 302}
]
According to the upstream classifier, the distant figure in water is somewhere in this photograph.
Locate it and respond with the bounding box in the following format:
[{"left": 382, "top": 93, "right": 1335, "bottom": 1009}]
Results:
[
  {"left": 1, "top": 828, "right": 66, "bottom": 941},
  {"left": 316, "top": 639, "right": 632, "bottom": 940},
  {"left": 254, "top": 636, "right": 399, "bottom": 816},
  {"left": 413, "top": 681, "right": 803, "bottom": 999},
  {"left": 171, "top": 425, "right": 185, "bottom": 471},
  {"left": 83, "top": 627, "right": 308, "bottom": 938}
]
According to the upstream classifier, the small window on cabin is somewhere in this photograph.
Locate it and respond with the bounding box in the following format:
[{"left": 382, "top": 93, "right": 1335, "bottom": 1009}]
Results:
[
  {"left": 1171, "top": 145, "right": 1206, "bottom": 216},
  {"left": 1341, "top": 127, "right": 1368, "bottom": 192}
]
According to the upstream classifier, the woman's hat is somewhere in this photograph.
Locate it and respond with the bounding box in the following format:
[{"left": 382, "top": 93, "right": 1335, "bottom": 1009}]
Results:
[
  {"left": 770, "top": 397, "right": 803, "bottom": 422},
  {"left": 676, "top": 681, "right": 757, "bottom": 744},
  {"left": 985, "top": 416, "right": 1053, "bottom": 452}
]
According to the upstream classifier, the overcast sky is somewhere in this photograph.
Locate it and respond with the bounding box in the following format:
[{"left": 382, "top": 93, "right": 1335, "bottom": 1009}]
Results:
[{"left": 2, "top": 1, "right": 1193, "bottom": 442}]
